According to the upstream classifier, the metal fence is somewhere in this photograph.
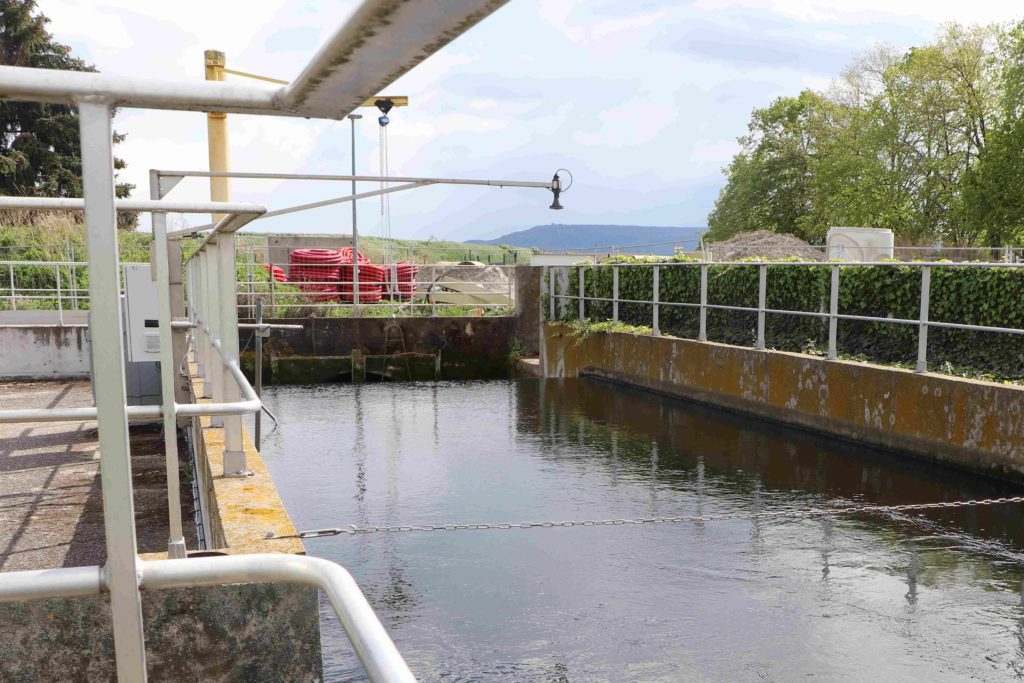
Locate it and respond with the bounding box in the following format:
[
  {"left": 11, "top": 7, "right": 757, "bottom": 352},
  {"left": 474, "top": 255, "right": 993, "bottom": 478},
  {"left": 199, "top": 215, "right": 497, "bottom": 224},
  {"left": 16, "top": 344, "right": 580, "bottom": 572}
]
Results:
[
  {"left": 0, "top": 259, "right": 517, "bottom": 322},
  {"left": 549, "top": 260, "right": 1024, "bottom": 373},
  {"left": 237, "top": 261, "right": 515, "bottom": 318}
]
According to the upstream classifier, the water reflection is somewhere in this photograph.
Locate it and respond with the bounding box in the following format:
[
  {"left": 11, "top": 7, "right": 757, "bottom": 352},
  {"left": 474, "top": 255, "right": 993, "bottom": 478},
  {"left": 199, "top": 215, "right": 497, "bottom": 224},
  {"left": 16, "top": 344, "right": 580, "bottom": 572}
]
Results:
[{"left": 260, "top": 378, "right": 1024, "bottom": 682}]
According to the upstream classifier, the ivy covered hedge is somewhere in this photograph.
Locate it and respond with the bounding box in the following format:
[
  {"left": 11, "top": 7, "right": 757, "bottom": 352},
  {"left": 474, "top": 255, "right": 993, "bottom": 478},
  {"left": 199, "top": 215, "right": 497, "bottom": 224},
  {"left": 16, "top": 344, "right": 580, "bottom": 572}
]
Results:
[{"left": 555, "top": 256, "right": 1024, "bottom": 381}]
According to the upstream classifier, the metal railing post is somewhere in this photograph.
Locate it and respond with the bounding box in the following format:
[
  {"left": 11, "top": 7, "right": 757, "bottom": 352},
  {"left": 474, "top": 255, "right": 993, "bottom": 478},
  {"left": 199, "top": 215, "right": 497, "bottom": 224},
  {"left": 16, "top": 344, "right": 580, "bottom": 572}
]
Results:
[
  {"left": 916, "top": 265, "right": 931, "bottom": 372},
  {"left": 255, "top": 298, "right": 263, "bottom": 451},
  {"left": 218, "top": 233, "right": 248, "bottom": 476},
  {"left": 269, "top": 263, "right": 277, "bottom": 317},
  {"left": 77, "top": 97, "right": 148, "bottom": 682},
  {"left": 652, "top": 265, "right": 660, "bottom": 335},
  {"left": 206, "top": 245, "right": 224, "bottom": 421},
  {"left": 828, "top": 265, "right": 839, "bottom": 359},
  {"left": 167, "top": 237, "right": 190, "bottom": 407},
  {"left": 150, "top": 171, "right": 187, "bottom": 559},
  {"left": 698, "top": 264, "right": 707, "bottom": 342},
  {"left": 55, "top": 262, "right": 63, "bottom": 326},
  {"left": 548, "top": 267, "right": 555, "bottom": 321},
  {"left": 195, "top": 252, "right": 208, "bottom": 386},
  {"left": 9, "top": 263, "right": 15, "bottom": 310},
  {"left": 612, "top": 265, "right": 619, "bottom": 323},
  {"left": 578, "top": 267, "right": 585, "bottom": 320},
  {"left": 756, "top": 264, "right": 766, "bottom": 350}
]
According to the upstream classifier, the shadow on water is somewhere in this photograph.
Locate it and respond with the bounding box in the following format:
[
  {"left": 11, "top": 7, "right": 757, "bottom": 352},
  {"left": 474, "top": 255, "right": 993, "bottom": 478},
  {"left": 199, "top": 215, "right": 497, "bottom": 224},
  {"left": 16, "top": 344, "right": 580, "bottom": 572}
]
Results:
[{"left": 522, "top": 378, "right": 1024, "bottom": 548}]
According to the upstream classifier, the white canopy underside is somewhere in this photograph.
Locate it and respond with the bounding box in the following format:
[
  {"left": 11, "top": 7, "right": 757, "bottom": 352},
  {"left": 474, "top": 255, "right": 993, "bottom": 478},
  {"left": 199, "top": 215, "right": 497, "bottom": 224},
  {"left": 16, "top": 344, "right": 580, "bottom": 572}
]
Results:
[{"left": 0, "top": 0, "right": 508, "bottom": 120}]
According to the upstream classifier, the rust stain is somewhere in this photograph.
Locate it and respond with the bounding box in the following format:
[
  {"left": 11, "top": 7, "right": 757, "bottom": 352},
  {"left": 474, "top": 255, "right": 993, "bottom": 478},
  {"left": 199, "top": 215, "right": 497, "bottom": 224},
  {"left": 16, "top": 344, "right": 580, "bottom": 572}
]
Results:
[{"left": 544, "top": 323, "right": 1024, "bottom": 480}]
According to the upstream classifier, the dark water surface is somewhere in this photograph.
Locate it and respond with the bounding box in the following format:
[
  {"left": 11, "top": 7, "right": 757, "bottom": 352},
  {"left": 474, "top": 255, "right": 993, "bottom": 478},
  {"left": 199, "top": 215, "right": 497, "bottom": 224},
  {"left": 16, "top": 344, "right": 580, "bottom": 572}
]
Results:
[{"left": 258, "top": 378, "right": 1024, "bottom": 682}]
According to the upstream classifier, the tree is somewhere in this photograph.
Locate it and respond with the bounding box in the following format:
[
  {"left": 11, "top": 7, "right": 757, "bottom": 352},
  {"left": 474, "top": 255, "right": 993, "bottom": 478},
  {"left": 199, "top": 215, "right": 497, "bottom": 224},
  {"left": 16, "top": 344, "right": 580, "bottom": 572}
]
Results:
[
  {"left": 0, "top": 0, "right": 136, "bottom": 228},
  {"left": 707, "top": 91, "right": 826, "bottom": 242},
  {"left": 708, "top": 22, "right": 1009, "bottom": 247},
  {"left": 961, "top": 21, "right": 1024, "bottom": 246}
]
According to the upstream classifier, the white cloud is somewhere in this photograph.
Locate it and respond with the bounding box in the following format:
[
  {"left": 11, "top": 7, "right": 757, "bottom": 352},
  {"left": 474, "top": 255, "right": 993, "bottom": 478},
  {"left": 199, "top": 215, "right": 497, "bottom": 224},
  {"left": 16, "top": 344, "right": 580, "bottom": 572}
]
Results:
[{"left": 41, "top": 0, "right": 1023, "bottom": 237}]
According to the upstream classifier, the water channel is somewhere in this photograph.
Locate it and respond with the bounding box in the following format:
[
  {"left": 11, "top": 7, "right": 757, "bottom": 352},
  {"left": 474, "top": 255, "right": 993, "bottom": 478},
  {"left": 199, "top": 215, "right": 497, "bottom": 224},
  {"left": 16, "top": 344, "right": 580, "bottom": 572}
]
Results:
[{"left": 258, "top": 378, "right": 1024, "bottom": 682}]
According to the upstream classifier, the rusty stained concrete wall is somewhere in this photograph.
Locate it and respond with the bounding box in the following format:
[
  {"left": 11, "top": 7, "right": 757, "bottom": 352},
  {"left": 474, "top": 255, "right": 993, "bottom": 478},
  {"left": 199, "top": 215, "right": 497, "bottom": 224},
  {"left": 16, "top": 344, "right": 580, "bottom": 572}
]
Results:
[
  {"left": 0, "top": 325, "right": 90, "bottom": 379},
  {"left": 543, "top": 323, "right": 1024, "bottom": 480}
]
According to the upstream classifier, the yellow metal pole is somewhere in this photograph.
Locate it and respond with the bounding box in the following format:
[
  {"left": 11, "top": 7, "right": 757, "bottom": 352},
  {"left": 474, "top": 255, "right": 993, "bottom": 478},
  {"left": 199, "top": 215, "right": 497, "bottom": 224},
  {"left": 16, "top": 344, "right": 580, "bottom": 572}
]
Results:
[{"left": 204, "top": 50, "right": 230, "bottom": 224}]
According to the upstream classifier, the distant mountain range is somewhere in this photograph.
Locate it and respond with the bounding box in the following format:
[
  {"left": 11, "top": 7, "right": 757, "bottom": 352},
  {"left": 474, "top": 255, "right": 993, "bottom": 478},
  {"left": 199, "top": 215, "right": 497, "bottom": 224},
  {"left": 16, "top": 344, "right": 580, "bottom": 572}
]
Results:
[{"left": 468, "top": 224, "right": 705, "bottom": 255}]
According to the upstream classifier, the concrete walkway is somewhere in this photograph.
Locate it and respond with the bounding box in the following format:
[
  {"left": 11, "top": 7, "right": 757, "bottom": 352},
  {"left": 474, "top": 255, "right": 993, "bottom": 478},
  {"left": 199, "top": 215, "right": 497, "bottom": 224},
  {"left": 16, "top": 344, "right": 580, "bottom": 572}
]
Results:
[{"left": 0, "top": 380, "right": 194, "bottom": 571}]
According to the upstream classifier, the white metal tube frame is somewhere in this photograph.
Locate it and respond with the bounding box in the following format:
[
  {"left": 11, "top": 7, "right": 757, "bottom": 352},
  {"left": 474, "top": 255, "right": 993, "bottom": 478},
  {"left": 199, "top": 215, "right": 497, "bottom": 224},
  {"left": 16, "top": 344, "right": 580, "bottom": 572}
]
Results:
[
  {"left": 552, "top": 259, "right": 1024, "bottom": 373},
  {"left": 0, "top": 554, "right": 417, "bottom": 683},
  {"left": 152, "top": 169, "right": 557, "bottom": 238}
]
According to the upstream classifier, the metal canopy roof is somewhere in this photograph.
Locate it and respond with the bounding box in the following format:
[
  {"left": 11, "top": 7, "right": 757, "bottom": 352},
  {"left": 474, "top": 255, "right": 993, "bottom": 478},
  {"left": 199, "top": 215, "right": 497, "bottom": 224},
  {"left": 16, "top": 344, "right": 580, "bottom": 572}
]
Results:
[
  {"left": 284, "top": 0, "right": 508, "bottom": 118},
  {"left": 0, "top": 0, "right": 509, "bottom": 119}
]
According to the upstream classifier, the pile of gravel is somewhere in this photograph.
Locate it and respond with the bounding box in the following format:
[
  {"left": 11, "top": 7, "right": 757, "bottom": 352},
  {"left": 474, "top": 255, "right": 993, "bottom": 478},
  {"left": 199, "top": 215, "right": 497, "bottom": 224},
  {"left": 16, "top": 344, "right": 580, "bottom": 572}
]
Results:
[{"left": 706, "top": 231, "right": 823, "bottom": 261}]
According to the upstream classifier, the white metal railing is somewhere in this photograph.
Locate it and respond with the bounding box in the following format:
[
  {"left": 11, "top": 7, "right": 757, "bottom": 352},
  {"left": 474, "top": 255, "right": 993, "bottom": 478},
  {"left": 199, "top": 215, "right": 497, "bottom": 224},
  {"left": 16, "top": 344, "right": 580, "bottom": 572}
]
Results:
[
  {"left": 0, "top": 260, "right": 518, "bottom": 320},
  {"left": 549, "top": 260, "right": 1024, "bottom": 373},
  {"left": 0, "top": 184, "right": 413, "bottom": 679},
  {"left": 237, "top": 263, "right": 515, "bottom": 318}
]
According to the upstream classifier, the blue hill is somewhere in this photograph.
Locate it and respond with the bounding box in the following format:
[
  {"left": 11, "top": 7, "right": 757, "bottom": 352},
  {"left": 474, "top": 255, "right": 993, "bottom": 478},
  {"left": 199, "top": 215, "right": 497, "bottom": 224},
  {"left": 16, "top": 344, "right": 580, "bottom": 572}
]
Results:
[{"left": 468, "top": 224, "right": 704, "bottom": 255}]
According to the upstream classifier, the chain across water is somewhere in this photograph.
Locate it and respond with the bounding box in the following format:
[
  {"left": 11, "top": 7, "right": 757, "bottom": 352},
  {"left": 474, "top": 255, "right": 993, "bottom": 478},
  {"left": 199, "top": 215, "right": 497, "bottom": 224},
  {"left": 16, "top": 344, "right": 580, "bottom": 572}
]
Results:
[{"left": 265, "top": 496, "right": 1024, "bottom": 540}]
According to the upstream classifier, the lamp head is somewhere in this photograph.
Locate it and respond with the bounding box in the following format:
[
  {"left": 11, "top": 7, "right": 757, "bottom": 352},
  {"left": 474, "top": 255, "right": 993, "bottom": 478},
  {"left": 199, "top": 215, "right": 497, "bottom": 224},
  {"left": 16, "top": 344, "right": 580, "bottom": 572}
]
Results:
[{"left": 549, "top": 171, "right": 564, "bottom": 210}]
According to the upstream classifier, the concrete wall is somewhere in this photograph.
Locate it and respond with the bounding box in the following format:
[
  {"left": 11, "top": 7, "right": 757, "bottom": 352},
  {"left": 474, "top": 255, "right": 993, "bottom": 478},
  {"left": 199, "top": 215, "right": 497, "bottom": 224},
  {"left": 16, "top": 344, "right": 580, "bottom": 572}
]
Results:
[
  {"left": 0, "top": 584, "right": 320, "bottom": 682},
  {"left": 514, "top": 265, "right": 542, "bottom": 355},
  {"left": 244, "top": 316, "right": 517, "bottom": 382},
  {"left": 543, "top": 323, "right": 1024, "bottom": 480},
  {"left": 0, "top": 325, "right": 90, "bottom": 379}
]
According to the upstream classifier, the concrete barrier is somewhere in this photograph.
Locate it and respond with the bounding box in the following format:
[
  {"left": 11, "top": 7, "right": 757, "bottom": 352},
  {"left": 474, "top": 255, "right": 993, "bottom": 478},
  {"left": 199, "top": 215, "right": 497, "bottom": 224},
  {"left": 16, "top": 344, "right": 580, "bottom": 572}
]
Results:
[
  {"left": 0, "top": 325, "right": 89, "bottom": 379},
  {"left": 543, "top": 323, "right": 1024, "bottom": 480}
]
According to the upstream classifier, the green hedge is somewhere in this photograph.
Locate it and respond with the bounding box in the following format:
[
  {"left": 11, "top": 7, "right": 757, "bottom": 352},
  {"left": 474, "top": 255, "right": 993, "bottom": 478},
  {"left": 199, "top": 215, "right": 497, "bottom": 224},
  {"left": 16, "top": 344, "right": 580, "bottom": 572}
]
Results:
[{"left": 556, "top": 256, "right": 1024, "bottom": 381}]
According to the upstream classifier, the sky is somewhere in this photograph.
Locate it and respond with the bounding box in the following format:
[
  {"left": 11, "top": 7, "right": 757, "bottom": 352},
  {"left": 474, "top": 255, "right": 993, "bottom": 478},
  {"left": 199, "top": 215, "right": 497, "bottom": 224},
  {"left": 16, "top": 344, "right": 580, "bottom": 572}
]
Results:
[{"left": 45, "top": 0, "right": 1024, "bottom": 241}]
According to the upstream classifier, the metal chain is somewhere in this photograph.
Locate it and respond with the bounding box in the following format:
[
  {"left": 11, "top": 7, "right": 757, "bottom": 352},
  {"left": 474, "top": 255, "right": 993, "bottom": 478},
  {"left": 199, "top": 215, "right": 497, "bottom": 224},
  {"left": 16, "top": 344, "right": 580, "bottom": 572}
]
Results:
[{"left": 265, "top": 496, "right": 1024, "bottom": 540}]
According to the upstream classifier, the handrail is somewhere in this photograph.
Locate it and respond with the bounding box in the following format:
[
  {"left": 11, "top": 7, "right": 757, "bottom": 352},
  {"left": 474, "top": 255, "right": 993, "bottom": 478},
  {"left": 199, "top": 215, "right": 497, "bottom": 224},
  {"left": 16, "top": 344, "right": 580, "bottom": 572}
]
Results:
[
  {"left": 0, "top": 555, "right": 417, "bottom": 682},
  {"left": 0, "top": 359, "right": 261, "bottom": 424},
  {"left": 142, "top": 555, "right": 416, "bottom": 682}
]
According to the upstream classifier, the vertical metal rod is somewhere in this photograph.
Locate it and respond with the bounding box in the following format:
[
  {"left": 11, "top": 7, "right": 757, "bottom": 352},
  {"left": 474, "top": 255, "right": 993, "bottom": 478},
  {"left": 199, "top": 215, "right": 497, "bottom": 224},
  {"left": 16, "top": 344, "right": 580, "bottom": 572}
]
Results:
[
  {"left": 916, "top": 266, "right": 931, "bottom": 372},
  {"left": 578, "top": 267, "right": 585, "bottom": 320},
  {"left": 698, "top": 264, "right": 707, "bottom": 342},
  {"left": 78, "top": 98, "right": 148, "bottom": 681},
  {"left": 349, "top": 113, "right": 362, "bottom": 316},
  {"left": 9, "top": 263, "right": 15, "bottom": 310},
  {"left": 69, "top": 243, "right": 78, "bottom": 310},
  {"left": 548, "top": 267, "right": 555, "bottom": 321},
  {"left": 255, "top": 298, "right": 263, "bottom": 451},
  {"left": 612, "top": 265, "right": 619, "bottom": 323},
  {"left": 828, "top": 265, "right": 839, "bottom": 360},
  {"left": 756, "top": 264, "right": 766, "bottom": 350},
  {"left": 652, "top": 265, "right": 660, "bottom": 336},
  {"left": 55, "top": 263, "right": 63, "bottom": 326},
  {"left": 206, "top": 246, "right": 224, "bottom": 422},
  {"left": 167, "top": 237, "right": 190, "bottom": 407},
  {"left": 218, "top": 233, "right": 247, "bottom": 476},
  {"left": 149, "top": 171, "right": 186, "bottom": 559},
  {"left": 193, "top": 253, "right": 205, "bottom": 382},
  {"left": 269, "top": 263, "right": 277, "bottom": 318}
]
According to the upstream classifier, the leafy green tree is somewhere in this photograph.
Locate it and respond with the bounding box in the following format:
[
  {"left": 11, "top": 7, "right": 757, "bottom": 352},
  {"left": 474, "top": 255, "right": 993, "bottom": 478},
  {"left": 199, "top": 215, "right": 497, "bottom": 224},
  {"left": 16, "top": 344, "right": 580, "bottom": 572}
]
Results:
[
  {"left": 961, "top": 20, "right": 1024, "bottom": 246},
  {"left": 0, "top": 0, "right": 136, "bottom": 228},
  {"left": 709, "top": 22, "right": 1009, "bottom": 247}
]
